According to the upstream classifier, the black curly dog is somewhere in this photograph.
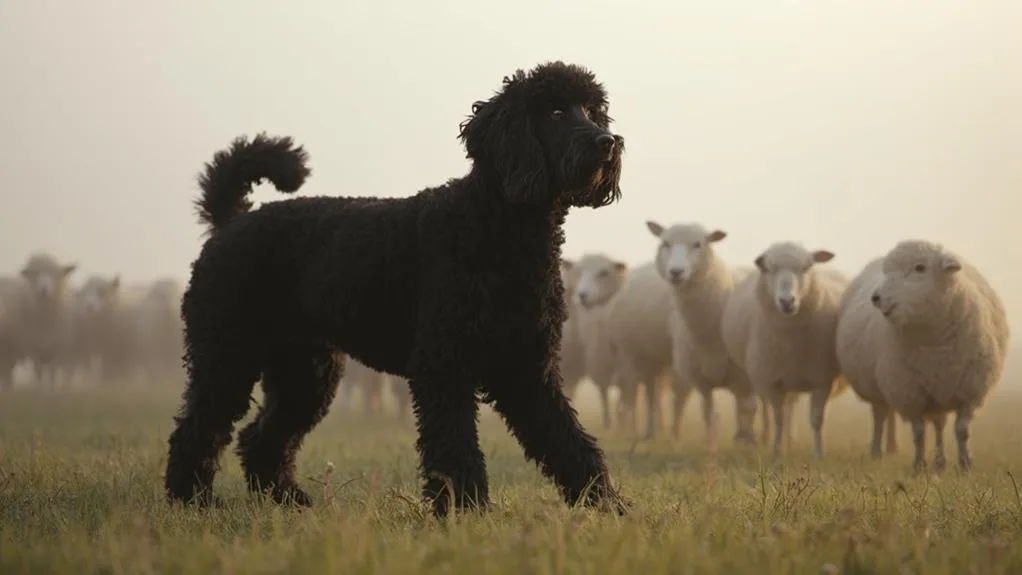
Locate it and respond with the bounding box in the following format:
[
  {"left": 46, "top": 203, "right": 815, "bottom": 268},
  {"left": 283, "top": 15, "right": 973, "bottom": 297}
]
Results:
[{"left": 164, "top": 61, "right": 628, "bottom": 517}]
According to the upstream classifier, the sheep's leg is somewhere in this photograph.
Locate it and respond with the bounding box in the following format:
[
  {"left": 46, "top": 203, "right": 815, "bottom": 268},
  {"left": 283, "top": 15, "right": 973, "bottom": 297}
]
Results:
[
  {"left": 809, "top": 386, "right": 831, "bottom": 460},
  {"left": 869, "top": 403, "right": 890, "bottom": 459},
  {"left": 954, "top": 406, "right": 975, "bottom": 472},
  {"left": 769, "top": 392, "right": 787, "bottom": 459},
  {"left": 671, "top": 381, "right": 692, "bottom": 440},
  {"left": 165, "top": 348, "right": 260, "bottom": 507},
  {"left": 930, "top": 413, "right": 947, "bottom": 473},
  {"left": 236, "top": 345, "right": 342, "bottom": 507},
  {"left": 408, "top": 378, "right": 489, "bottom": 517},
  {"left": 597, "top": 381, "right": 613, "bottom": 431},
  {"left": 483, "top": 368, "right": 625, "bottom": 515},
  {"left": 643, "top": 380, "right": 660, "bottom": 440},
  {"left": 783, "top": 394, "right": 798, "bottom": 451},
  {"left": 0, "top": 358, "right": 13, "bottom": 391},
  {"left": 910, "top": 417, "right": 927, "bottom": 476},
  {"left": 700, "top": 388, "right": 717, "bottom": 454},
  {"left": 759, "top": 395, "right": 772, "bottom": 446},
  {"left": 885, "top": 410, "right": 899, "bottom": 454},
  {"left": 733, "top": 391, "right": 758, "bottom": 445}
]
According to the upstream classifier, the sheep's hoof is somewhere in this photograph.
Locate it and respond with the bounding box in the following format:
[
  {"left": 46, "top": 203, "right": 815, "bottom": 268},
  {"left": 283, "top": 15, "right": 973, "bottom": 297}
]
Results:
[
  {"left": 733, "top": 431, "right": 756, "bottom": 446},
  {"left": 911, "top": 462, "right": 926, "bottom": 477},
  {"left": 933, "top": 456, "right": 947, "bottom": 473},
  {"left": 958, "top": 456, "right": 973, "bottom": 473}
]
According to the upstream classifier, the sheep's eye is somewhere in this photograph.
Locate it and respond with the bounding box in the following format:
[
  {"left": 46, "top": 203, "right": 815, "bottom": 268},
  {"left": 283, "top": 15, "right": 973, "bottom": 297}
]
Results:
[
  {"left": 551, "top": 109, "right": 564, "bottom": 120},
  {"left": 914, "top": 263, "right": 927, "bottom": 273},
  {"left": 597, "top": 269, "right": 609, "bottom": 278},
  {"left": 693, "top": 242, "right": 702, "bottom": 249},
  {"left": 660, "top": 242, "right": 670, "bottom": 250}
]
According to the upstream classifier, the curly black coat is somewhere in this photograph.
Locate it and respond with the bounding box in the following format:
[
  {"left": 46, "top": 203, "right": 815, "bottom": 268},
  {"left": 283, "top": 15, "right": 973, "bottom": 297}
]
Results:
[{"left": 164, "top": 61, "right": 628, "bottom": 517}]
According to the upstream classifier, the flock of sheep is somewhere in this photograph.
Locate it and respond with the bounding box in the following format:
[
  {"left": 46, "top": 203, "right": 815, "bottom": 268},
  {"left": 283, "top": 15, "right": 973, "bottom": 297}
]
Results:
[
  {"left": 0, "top": 225, "right": 1011, "bottom": 474},
  {"left": 0, "top": 253, "right": 186, "bottom": 390},
  {"left": 0, "top": 251, "right": 411, "bottom": 417},
  {"left": 558, "top": 222, "right": 1010, "bottom": 473}
]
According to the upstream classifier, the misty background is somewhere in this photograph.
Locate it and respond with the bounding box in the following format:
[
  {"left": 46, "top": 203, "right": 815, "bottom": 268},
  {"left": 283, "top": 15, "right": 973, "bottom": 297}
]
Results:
[{"left": 2, "top": 1, "right": 1019, "bottom": 368}]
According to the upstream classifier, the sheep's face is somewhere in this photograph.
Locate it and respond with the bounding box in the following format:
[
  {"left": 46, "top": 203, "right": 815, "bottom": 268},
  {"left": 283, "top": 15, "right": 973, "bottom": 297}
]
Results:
[
  {"left": 754, "top": 243, "right": 835, "bottom": 317},
  {"left": 20, "top": 255, "right": 76, "bottom": 302},
  {"left": 872, "top": 240, "right": 962, "bottom": 327},
  {"left": 75, "top": 276, "right": 121, "bottom": 315},
  {"left": 573, "top": 254, "right": 628, "bottom": 310},
  {"left": 647, "top": 221, "right": 727, "bottom": 286},
  {"left": 559, "top": 258, "right": 581, "bottom": 303}
]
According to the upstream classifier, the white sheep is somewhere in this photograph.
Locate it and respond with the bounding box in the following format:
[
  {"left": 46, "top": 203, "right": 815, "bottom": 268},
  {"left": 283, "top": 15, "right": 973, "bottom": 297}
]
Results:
[
  {"left": 721, "top": 241, "right": 849, "bottom": 459},
  {"left": 558, "top": 258, "right": 588, "bottom": 402},
  {"left": 576, "top": 254, "right": 691, "bottom": 439},
  {"left": 133, "top": 277, "right": 186, "bottom": 384},
  {"left": 68, "top": 275, "right": 151, "bottom": 386},
  {"left": 836, "top": 240, "right": 1010, "bottom": 473},
  {"left": 834, "top": 257, "right": 901, "bottom": 458},
  {"left": 566, "top": 254, "right": 629, "bottom": 431},
  {"left": 18, "top": 253, "right": 78, "bottom": 388},
  {"left": 0, "top": 275, "right": 32, "bottom": 390},
  {"left": 646, "top": 221, "right": 759, "bottom": 452}
]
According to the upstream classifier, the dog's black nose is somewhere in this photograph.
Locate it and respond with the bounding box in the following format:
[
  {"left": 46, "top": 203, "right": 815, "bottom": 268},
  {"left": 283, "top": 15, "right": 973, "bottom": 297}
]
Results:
[{"left": 595, "top": 134, "right": 616, "bottom": 152}]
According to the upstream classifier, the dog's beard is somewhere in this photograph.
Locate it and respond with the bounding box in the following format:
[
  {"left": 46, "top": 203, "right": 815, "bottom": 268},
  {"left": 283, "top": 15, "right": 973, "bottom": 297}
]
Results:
[{"left": 561, "top": 146, "right": 622, "bottom": 208}]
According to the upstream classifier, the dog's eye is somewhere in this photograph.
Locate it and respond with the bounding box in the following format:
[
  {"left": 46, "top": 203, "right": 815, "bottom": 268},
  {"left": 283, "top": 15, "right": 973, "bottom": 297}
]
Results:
[
  {"left": 551, "top": 109, "right": 564, "bottom": 120},
  {"left": 914, "top": 263, "right": 927, "bottom": 273}
]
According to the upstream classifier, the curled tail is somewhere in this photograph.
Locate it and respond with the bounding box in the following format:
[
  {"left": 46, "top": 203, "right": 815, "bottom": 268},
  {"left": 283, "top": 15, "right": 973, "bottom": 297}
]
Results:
[{"left": 194, "top": 133, "right": 311, "bottom": 233}]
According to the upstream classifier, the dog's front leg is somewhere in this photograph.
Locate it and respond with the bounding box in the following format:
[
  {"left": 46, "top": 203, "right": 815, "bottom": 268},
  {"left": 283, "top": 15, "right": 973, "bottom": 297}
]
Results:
[
  {"left": 482, "top": 362, "right": 629, "bottom": 515},
  {"left": 407, "top": 378, "right": 489, "bottom": 518}
]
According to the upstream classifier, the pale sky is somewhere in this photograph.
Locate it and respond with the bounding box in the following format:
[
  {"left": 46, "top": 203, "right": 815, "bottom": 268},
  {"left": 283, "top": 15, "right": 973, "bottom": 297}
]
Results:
[{"left": 2, "top": 1, "right": 1020, "bottom": 339}]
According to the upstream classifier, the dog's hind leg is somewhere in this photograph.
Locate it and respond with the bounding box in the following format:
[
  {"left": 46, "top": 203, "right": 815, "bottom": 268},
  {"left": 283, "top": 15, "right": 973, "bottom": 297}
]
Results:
[
  {"left": 408, "top": 378, "right": 489, "bottom": 518},
  {"left": 235, "top": 345, "right": 343, "bottom": 507},
  {"left": 165, "top": 349, "right": 260, "bottom": 507},
  {"left": 484, "top": 368, "right": 625, "bottom": 514}
]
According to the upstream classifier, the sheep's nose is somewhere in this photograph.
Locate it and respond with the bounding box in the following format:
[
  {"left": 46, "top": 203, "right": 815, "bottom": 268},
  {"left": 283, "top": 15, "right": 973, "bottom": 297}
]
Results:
[
  {"left": 595, "top": 134, "right": 616, "bottom": 153},
  {"left": 577, "top": 292, "right": 589, "bottom": 306},
  {"left": 668, "top": 268, "right": 686, "bottom": 282},
  {"left": 870, "top": 292, "right": 880, "bottom": 305}
]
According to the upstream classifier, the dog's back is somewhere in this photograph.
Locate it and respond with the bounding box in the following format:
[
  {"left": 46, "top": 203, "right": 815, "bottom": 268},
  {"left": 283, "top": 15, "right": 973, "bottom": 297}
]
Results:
[{"left": 185, "top": 193, "right": 425, "bottom": 375}]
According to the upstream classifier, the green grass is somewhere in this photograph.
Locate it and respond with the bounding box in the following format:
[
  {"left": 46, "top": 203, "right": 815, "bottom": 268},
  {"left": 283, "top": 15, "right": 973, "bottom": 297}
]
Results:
[{"left": 2, "top": 383, "right": 1022, "bottom": 574}]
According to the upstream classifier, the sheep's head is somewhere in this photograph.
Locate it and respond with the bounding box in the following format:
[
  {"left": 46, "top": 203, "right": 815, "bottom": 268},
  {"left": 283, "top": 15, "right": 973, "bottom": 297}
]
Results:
[
  {"left": 560, "top": 258, "right": 582, "bottom": 303},
  {"left": 20, "top": 253, "right": 76, "bottom": 302},
  {"left": 647, "top": 221, "right": 727, "bottom": 286},
  {"left": 572, "top": 253, "right": 628, "bottom": 310},
  {"left": 754, "top": 242, "right": 835, "bottom": 317},
  {"left": 75, "top": 275, "right": 121, "bottom": 315},
  {"left": 871, "top": 240, "right": 962, "bottom": 328}
]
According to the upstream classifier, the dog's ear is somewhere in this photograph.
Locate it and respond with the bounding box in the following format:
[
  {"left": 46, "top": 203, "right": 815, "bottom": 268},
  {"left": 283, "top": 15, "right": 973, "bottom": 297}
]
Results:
[{"left": 458, "top": 92, "right": 550, "bottom": 205}]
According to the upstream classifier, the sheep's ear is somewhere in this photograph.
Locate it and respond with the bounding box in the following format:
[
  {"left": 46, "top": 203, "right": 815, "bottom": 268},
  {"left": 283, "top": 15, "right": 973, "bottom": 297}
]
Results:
[
  {"left": 560, "top": 258, "right": 574, "bottom": 271},
  {"left": 706, "top": 230, "right": 727, "bottom": 243},
  {"left": 754, "top": 254, "right": 767, "bottom": 272},
  {"left": 811, "top": 250, "right": 835, "bottom": 264},
  {"left": 940, "top": 254, "right": 962, "bottom": 274},
  {"left": 613, "top": 261, "right": 628, "bottom": 273},
  {"left": 61, "top": 264, "right": 77, "bottom": 277},
  {"left": 646, "top": 221, "right": 664, "bottom": 238}
]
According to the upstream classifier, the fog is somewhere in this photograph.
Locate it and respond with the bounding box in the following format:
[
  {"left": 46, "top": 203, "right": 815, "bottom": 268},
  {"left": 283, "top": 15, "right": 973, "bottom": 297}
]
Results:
[{"left": 2, "top": 1, "right": 1019, "bottom": 360}]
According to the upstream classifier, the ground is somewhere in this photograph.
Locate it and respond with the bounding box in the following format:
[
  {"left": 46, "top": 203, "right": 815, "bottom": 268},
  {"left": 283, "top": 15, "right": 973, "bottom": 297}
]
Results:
[{"left": 2, "top": 380, "right": 1022, "bottom": 574}]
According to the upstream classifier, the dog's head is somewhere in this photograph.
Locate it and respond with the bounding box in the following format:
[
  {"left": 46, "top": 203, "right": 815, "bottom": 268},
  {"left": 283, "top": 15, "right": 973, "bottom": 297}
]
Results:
[{"left": 458, "top": 61, "right": 624, "bottom": 209}]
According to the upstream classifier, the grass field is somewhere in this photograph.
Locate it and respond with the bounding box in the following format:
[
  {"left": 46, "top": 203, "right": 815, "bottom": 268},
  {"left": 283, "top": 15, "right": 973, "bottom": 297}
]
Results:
[{"left": 2, "top": 379, "right": 1022, "bottom": 574}]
